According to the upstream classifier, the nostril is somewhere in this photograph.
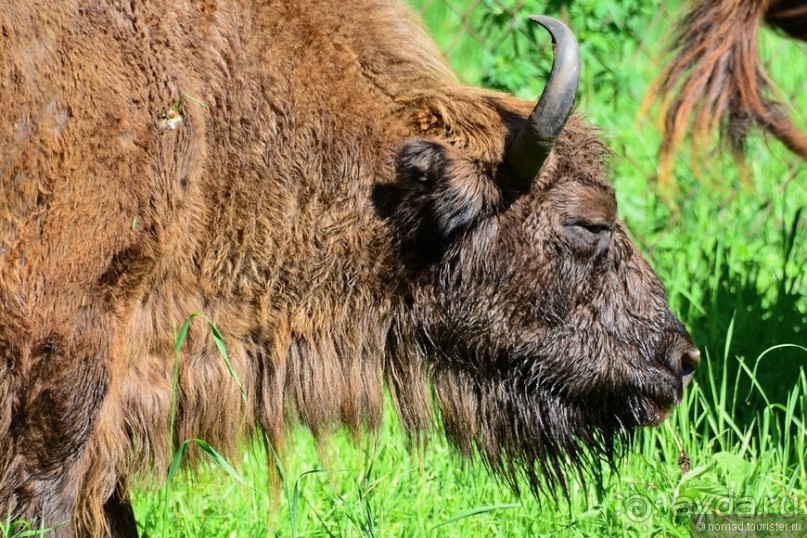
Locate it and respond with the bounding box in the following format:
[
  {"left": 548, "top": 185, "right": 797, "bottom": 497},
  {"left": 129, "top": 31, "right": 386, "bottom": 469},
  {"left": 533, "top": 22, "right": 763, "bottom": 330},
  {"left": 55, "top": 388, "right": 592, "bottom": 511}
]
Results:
[{"left": 680, "top": 347, "right": 701, "bottom": 386}]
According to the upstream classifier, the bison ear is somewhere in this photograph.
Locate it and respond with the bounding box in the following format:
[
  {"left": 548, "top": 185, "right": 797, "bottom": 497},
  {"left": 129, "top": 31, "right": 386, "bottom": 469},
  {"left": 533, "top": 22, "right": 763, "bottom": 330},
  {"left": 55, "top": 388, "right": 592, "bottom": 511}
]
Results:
[
  {"left": 382, "top": 138, "right": 500, "bottom": 259},
  {"left": 396, "top": 138, "right": 448, "bottom": 186}
]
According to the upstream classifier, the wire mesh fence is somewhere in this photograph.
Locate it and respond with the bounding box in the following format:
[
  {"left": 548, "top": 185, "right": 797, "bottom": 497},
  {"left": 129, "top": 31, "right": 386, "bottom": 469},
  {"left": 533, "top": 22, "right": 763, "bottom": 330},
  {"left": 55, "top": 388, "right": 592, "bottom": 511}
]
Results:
[
  {"left": 407, "top": 0, "right": 807, "bottom": 194},
  {"left": 410, "top": 0, "right": 680, "bottom": 87}
]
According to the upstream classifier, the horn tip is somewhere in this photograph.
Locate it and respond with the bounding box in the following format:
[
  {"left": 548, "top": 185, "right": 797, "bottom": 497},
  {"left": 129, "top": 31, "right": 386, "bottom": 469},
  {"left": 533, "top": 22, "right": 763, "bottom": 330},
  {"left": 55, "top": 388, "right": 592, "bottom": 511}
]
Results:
[{"left": 527, "top": 15, "right": 574, "bottom": 39}]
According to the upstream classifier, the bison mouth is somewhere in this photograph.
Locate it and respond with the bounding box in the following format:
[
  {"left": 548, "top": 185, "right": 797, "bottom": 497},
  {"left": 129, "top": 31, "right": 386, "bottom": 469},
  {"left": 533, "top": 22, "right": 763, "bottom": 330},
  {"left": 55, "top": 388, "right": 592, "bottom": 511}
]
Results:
[
  {"left": 429, "top": 336, "right": 698, "bottom": 497},
  {"left": 635, "top": 327, "right": 701, "bottom": 422}
]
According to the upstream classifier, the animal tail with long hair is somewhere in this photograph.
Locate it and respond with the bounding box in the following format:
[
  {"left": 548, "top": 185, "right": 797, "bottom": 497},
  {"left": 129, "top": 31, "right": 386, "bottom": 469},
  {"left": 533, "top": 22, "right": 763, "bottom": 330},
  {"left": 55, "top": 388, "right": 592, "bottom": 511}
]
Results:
[{"left": 643, "top": 0, "right": 807, "bottom": 188}]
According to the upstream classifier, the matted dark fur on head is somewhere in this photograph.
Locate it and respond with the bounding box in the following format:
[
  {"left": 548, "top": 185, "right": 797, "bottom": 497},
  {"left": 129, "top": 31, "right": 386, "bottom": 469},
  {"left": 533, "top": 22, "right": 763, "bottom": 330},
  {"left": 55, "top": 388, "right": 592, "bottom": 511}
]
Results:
[
  {"left": 385, "top": 119, "right": 698, "bottom": 496},
  {"left": 0, "top": 0, "right": 698, "bottom": 536}
]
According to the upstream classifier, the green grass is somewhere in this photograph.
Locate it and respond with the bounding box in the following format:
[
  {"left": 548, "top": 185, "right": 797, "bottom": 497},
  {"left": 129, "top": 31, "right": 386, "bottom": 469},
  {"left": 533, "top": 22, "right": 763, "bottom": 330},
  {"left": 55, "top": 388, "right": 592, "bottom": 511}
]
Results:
[
  {"left": 131, "top": 356, "right": 807, "bottom": 536},
  {"left": 125, "top": 1, "right": 805, "bottom": 536}
]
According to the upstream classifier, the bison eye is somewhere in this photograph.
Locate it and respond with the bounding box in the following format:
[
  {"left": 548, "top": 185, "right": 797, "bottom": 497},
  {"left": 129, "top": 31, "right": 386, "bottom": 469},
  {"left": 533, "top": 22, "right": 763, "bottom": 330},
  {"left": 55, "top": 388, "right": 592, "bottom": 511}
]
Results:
[
  {"left": 571, "top": 219, "right": 613, "bottom": 235},
  {"left": 563, "top": 218, "right": 614, "bottom": 253}
]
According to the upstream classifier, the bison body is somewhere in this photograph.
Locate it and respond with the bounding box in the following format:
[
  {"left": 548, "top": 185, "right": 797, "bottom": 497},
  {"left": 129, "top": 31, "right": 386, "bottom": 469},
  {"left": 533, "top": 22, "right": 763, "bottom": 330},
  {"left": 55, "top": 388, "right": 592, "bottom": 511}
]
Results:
[{"left": 0, "top": 1, "right": 698, "bottom": 535}]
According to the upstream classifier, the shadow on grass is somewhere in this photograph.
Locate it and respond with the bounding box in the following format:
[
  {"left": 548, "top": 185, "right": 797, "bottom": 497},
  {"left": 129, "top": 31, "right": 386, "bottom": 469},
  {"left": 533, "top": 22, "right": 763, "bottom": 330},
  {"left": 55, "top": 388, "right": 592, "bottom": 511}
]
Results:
[{"left": 683, "top": 209, "right": 806, "bottom": 429}]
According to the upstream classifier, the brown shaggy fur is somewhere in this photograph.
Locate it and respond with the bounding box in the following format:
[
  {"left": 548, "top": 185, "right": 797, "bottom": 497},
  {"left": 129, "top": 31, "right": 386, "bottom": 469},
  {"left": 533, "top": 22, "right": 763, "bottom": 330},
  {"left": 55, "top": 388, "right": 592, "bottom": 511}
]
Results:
[
  {"left": 647, "top": 0, "right": 807, "bottom": 186},
  {"left": 0, "top": 1, "right": 698, "bottom": 536}
]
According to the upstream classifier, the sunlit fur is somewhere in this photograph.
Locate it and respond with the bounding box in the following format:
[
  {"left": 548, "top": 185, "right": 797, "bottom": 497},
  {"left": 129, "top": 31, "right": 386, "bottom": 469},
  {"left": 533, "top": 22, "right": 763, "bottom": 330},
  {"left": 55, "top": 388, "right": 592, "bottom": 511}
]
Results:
[
  {"left": 0, "top": 1, "right": 694, "bottom": 536},
  {"left": 646, "top": 0, "right": 807, "bottom": 186}
]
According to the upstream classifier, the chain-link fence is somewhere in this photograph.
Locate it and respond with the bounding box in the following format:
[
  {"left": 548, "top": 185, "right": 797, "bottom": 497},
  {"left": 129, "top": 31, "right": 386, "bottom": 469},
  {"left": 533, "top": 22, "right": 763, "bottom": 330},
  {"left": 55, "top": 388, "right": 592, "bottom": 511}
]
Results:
[
  {"left": 407, "top": 0, "right": 807, "bottom": 192},
  {"left": 410, "top": 0, "right": 682, "bottom": 88}
]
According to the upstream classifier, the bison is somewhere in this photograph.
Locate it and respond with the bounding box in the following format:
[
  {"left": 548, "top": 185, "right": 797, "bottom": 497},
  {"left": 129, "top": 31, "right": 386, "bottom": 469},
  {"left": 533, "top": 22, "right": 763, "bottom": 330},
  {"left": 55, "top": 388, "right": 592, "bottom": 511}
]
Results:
[
  {"left": 0, "top": 1, "right": 699, "bottom": 536},
  {"left": 648, "top": 0, "right": 807, "bottom": 185}
]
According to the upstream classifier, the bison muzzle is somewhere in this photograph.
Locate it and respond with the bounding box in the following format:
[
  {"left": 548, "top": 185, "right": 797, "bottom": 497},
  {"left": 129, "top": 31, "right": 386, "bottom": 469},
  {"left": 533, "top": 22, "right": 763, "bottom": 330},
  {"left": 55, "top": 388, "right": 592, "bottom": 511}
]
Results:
[{"left": 0, "top": 1, "right": 699, "bottom": 536}]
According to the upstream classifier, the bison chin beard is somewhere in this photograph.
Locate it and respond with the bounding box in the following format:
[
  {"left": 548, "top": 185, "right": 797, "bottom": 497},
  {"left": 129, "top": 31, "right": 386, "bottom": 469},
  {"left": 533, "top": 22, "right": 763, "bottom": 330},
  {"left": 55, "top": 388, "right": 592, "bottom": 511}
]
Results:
[{"left": 430, "top": 365, "right": 654, "bottom": 498}]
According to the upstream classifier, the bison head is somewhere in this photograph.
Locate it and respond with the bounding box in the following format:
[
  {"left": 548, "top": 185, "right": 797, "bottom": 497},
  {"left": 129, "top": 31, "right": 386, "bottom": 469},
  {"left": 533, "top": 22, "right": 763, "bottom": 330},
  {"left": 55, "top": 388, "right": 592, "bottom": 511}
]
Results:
[{"left": 382, "top": 17, "right": 699, "bottom": 495}]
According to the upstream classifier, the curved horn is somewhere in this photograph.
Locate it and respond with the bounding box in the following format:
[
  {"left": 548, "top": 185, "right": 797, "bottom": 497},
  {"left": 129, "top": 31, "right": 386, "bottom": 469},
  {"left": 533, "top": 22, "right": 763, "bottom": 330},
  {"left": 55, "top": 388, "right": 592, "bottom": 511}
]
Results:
[{"left": 505, "top": 15, "right": 580, "bottom": 191}]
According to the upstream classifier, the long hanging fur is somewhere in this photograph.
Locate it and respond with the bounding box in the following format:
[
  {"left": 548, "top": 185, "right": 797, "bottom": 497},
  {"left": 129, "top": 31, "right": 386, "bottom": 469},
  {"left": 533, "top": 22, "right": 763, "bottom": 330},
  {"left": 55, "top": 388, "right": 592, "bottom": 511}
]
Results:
[
  {"left": 0, "top": 1, "right": 699, "bottom": 535},
  {"left": 645, "top": 0, "right": 807, "bottom": 186}
]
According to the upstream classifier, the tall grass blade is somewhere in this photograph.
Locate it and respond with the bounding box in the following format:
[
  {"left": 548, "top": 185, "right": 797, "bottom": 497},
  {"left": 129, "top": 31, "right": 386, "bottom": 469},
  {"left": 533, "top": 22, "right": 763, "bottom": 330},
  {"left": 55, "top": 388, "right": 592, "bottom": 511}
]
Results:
[{"left": 432, "top": 504, "right": 521, "bottom": 530}]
